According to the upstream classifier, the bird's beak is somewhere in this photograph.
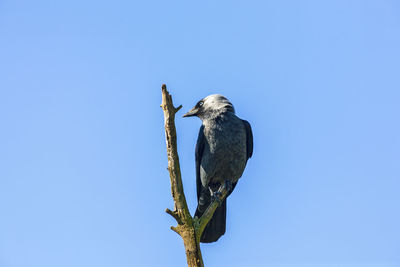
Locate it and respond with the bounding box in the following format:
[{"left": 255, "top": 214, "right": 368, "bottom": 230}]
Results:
[{"left": 183, "top": 107, "right": 198, "bottom": 118}]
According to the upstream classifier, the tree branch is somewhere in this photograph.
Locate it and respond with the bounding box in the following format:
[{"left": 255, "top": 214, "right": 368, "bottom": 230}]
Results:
[
  {"left": 161, "top": 84, "right": 203, "bottom": 267},
  {"left": 166, "top": 208, "right": 182, "bottom": 225},
  {"left": 161, "top": 84, "right": 229, "bottom": 267}
]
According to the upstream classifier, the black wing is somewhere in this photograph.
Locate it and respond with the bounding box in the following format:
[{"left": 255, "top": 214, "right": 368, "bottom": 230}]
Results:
[
  {"left": 226, "top": 120, "right": 252, "bottom": 195},
  {"left": 242, "top": 119, "right": 253, "bottom": 160},
  {"left": 195, "top": 120, "right": 252, "bottom": 202},
  {"left": 195, "top": 126, "right": 227, "bottom": 242},
  {"left": 195, "top": 125, "right": 205, "bottom": 200}
]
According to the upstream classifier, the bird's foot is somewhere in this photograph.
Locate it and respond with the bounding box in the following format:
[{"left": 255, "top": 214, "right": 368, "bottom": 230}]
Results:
[
  {"left": 216, "top": 179, "right": 233, "bottom": 194},
  {"left": 210, "top": 190, "right": 223, "bottom": 205}
]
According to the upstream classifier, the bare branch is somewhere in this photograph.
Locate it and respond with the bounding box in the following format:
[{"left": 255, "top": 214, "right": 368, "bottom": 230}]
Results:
[
  {"left": 165, "top": 208, "right": 182, "bottom": 224},
  {"left": 171, "top": 226, "right": 181, "bottom": 235},
  {"left": 161, "top": 85, "right": 191, "bottom": 221},
  {"left": 175, "top": 105, "right": 183, "bottom": 113},
  {"left": 161, "top": 84, "right": 204, "bottom": 267}
]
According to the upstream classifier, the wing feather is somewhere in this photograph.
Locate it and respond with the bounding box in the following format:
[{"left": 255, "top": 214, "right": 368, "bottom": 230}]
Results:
[
  {"left": 242, "top": 120, "right": 253, "bottom": 160},
  {"left": 195, "top": 125, "right": 205, "bottom": 200}
]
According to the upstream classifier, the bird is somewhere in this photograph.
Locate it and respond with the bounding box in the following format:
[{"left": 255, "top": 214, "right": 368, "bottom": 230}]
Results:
[{"left": 183, "top": 94, "right": 253, "bottom": 243}]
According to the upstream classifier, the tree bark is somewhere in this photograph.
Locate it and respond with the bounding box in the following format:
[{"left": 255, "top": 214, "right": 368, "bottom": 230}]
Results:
[{"left": 161, "top": 84, "right": 228, "bottom": 267}]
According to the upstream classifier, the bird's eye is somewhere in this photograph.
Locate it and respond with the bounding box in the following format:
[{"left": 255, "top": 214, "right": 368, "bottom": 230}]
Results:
[{"left": 198, "top": 101, "right": 204, "bottom": 107}]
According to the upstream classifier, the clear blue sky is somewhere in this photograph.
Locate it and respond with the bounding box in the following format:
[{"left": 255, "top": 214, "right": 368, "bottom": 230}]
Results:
[{"left": 1, "top": 1, "right": 399, "bottom": 266}]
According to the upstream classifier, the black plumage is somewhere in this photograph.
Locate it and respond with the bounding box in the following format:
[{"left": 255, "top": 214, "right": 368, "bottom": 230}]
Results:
[{"left": 184, "top": 94, "right": 253, "bottom": 243}]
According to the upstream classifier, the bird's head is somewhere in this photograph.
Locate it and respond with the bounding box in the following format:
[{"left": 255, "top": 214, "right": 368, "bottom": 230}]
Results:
[{"left": 183, "top": 94, "right": 235, "bottom": 120}]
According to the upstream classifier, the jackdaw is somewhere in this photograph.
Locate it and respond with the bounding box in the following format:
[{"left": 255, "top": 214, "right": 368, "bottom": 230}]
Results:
[{"left": 183, "top": 94, "right": 253, "bottom": 243}]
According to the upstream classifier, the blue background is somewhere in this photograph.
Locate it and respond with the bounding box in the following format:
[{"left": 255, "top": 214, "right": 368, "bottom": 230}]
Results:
[{"left": 1, "top": 1, "right": 399, "bottom": 266}]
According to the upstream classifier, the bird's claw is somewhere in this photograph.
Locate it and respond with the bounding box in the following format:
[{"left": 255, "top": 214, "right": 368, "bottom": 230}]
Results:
[{"left": 211, "top": 191, "right": 223, "bottom": 205}]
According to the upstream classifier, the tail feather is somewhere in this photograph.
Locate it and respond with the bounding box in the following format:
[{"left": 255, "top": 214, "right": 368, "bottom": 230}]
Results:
[{"left": 195, "top": 199, "right": 227, "bottom": 243}]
